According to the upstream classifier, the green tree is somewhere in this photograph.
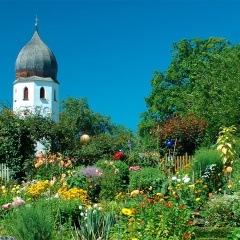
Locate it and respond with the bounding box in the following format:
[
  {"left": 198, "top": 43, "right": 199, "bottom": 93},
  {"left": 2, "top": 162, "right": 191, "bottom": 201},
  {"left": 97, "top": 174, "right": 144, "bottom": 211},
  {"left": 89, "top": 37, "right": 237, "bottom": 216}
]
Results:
[
  {"left": 0, "top": 107, "right": 35, "bottom": 181},
  {"left": 58, "top": 97, "right": 133, "bottom": 164},
  {"left": 140, "top": 37, "right": 240, "bottom": 145}
]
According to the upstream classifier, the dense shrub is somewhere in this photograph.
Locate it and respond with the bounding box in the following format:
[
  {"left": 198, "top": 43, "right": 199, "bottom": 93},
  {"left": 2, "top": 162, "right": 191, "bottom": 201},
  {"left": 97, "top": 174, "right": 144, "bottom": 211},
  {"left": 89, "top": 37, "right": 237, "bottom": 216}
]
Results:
[
  {"left": 95, "top": 160, "right": 129, "bottom": 200},
  {"left": 128, "top": 166, "right": 165, "bottom": 195},
  {"left": 192, "top": 148, "right": 224, "bottom": 191}
]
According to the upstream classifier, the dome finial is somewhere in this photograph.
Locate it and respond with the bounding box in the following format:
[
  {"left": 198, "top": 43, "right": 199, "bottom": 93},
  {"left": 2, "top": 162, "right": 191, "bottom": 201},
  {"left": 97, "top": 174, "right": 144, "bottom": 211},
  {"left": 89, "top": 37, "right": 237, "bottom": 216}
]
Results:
[{"left": 35, "top": 15, "right": 38, "bottom": 30}]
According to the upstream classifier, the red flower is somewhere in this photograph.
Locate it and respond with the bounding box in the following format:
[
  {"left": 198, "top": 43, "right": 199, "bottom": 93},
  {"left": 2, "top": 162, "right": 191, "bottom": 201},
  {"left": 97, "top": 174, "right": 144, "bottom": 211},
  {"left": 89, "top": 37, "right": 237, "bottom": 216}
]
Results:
[
  {"left": 188, "top": 221, "right": 194, "bottom": 226},
  {"left": 112, "top": 151, "right": 123, "bottom": 160},
  {"left": 183, "top": 233, "right": 189, "bottom": 239}
]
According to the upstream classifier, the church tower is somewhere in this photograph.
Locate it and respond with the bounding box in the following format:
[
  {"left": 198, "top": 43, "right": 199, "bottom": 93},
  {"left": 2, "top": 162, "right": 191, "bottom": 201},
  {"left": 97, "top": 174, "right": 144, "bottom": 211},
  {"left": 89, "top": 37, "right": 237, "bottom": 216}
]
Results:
[{"left": 13, "top": 19, "right": 59, "bottom": 122}]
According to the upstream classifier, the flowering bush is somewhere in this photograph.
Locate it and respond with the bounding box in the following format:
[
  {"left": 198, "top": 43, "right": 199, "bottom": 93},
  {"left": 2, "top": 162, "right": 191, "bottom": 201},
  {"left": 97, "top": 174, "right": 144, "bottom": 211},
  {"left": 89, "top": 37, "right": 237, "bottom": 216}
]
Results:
[
  {"left": 24, "top": 180, "right": 53, "bottom": 200},
  {"left": 128, "top": 167, "right": 165, "bottom": 197},
  {"left": 34, "top": 151, "right": 74, "bottom": 180},
  {"left": 65, "top": 166, "right": 103, "bottom": 202},
  {"left": 110, "top": 196, "right": 195, "bottom": 239},
  {"left": 95, "top": 160, "right": 129, "bottom": 200},
  {"left": 201, "top": 194, "right": 240, "bottom": 227},
  {"left": 58, "top": 182, "right": 88, "bottom": 201}
]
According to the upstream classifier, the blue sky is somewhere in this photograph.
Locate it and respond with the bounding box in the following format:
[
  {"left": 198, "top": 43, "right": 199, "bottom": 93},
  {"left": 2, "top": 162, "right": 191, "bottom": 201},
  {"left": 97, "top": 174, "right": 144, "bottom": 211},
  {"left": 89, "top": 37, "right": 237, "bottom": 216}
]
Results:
[{"left": 1, "top": 0, "right": 240, "bottom": 132}]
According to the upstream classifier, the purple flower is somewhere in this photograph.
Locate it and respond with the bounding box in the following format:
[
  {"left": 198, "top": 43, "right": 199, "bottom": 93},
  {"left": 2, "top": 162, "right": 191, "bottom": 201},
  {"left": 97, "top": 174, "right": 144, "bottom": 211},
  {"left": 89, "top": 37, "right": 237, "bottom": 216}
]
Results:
[{"left": 79, "top": 166, "right": 103, "bottom": 178}]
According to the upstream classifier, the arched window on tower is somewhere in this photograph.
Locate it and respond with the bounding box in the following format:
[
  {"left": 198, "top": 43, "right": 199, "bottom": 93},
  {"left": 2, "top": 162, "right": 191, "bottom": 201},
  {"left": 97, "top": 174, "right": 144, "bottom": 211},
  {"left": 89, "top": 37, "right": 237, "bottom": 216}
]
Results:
[
  {"left": 40, "top": 87, "right": 45, "bottom": 99},
  {"left": 54, "top": 89, "right": 57, "bottom": 101},
  {"left": 23, "top": 87, "right": 28, "bottom": 100}
]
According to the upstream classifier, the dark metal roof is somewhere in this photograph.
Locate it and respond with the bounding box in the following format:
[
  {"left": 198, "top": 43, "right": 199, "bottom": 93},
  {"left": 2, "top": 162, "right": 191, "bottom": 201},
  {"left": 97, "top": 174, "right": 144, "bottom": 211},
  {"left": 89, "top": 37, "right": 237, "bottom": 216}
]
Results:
[{"left": 15, "top": 29, "right": 58, "bottom": 82}]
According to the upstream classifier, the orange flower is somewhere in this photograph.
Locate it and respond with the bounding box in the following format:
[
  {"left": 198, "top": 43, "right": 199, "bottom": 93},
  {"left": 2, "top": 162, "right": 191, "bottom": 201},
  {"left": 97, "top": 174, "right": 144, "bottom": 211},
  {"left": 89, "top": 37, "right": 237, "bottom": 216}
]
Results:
[
  {"left": 131, "top": 208, "right": 137, "bottom": 214},
  {"left": 146, "top": 198, "right": 157, "bottom": 204},
  {"left": 163, "top": 195, "right": 169, "bottom": 200},
  {"left": 139, "top": 203, "right": 146, "bottom": 208},
  {"left": 188, "top": 221, "right": 194, "bottom": 226},
  {"left": 204, "top": 184, "right": 208, "bottom": 188},
  {"left": 183, "top": 233, "right": 190, "bottom": 239},
  {"left": 179, "top": 205, "right": 186, "bottom": 209},
  {"left": 129, "top": 217, "right": 135, "bottom": 223},
  {"left": 165, "top": 203, "right": 172, "bottom": 208},
  {"left": 209, "top": 192, "right": 213, "bottom": 197}
]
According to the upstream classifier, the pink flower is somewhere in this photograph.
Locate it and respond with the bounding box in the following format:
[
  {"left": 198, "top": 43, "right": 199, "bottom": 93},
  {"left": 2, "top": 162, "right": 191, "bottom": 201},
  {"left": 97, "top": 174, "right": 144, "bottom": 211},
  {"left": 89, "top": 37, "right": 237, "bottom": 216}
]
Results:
[
  {"left": 2, "top": 203, "right": 12, "bottom": 210},
  {"left": 12, "top": 197, "right": 25, "bottom": 207},
  {"left": 129, "top": 165, "right": 141, "bottom": 171}
]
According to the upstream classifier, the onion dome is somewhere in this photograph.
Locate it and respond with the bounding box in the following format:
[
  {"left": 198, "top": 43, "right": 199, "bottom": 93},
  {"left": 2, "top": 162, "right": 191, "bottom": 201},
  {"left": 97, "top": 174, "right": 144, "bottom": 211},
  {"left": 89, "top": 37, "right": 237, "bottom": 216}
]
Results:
[{"left": 15, "top": 24, "right": 58, "bottom": 82}]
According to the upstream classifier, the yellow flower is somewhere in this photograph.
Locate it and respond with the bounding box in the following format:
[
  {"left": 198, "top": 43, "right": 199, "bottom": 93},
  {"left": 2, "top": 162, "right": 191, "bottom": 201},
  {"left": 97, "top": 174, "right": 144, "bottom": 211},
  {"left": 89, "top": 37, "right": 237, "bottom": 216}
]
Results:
[
  {"left": 228, "top": 184, "right": 234, "bottom": 189},
  {"left": 131, "top": 190, "right": 140, "bottom": 196},
  {"left": 131, "top": 238, "right": 138, "bottom": 240},
  {"left": 156, "top": 193, "right": 162, "bottom": 197},
  {"left": 195, "top": 198, "right": 201, "bottom": 202},
  {"left": 226, "top": 166, "right": 233, "bottom": 173},
  {"left": 122, "top": 208, "right": 132, "bottom": 216},
  {"left": 149, "top": 186, "right": 153, "bottom": 191},
  {"left": 189, "top": 184, "right": 195, "bottom": 189}
]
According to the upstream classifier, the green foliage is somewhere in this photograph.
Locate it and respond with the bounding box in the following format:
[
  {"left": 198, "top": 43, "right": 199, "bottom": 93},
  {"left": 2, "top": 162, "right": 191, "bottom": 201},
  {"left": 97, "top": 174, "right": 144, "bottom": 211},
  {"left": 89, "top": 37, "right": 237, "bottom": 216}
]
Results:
[
  {"left": 77, "top": 133, "right": 129, "bottom": 166},
  {"left": 140, "top": 37, "right": 240, "bottom": 145},
  {"left": 65, "top": 166, "right": 102, "bottom": 202},
  {"left": 201, "top": 195, "right": 240, "bottom": 227},
  {"left": 216, "top": 126, "right": 237, "bottom": 164},
  {"left": 0, "top": 108, "right": 35, "bottom": 181},
  {"left": 74, "top": 204, "right": 116, "bottom": 240},
  {"left": 44, "top": 198, "right": 82, "bottom": 228},
  {"left": 194, "top": 227, "right": 235, "bottom": 239},
  {"left": 95, "top": 160, "right": 129, "bottom": 200},
  {"left": 4, "top": 202, "right": 55, "bottom": 240},
  {"left": 193, "top": 148, "right": 223, "bottom": 191},
  {"left": 227, "top": 227, "right": 240, "bottom": 240},
  {"left": 128, "top": 167, "right": 165, "bottom": 195},
  {"left": 110, "top": 197, "right": 195, "bottom": 240},
  {"left": 156, "top": 115, "right": 207, "bottom": 155}
]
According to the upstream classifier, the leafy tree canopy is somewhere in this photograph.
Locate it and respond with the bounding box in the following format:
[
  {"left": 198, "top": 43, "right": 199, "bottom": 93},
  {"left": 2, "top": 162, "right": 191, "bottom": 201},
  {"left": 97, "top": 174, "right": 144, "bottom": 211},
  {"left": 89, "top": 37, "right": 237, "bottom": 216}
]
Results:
[{"left": 139, "top": 37, "right": 240, "bottom": 145}]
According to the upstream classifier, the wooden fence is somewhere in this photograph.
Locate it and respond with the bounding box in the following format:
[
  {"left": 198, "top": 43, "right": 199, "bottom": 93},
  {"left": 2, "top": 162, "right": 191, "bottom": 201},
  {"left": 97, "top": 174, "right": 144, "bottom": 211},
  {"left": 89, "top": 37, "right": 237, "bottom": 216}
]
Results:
[
  {"left": 140, "top": 152, "right": 193, "bottom": 171},
  {"left": 0, "top": 164, "right": 10, "bottom": 183},
  {"left": 160, "top": 153, "right": 193, "bottom": 171}
]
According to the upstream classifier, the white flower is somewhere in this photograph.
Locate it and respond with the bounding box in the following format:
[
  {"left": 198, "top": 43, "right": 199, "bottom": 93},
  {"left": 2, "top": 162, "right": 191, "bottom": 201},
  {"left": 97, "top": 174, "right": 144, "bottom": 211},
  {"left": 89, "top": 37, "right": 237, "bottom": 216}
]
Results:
[
  {"left": 79, "top": 205, "right": 82, "bottom": 210},
  {"left": 183, "top": 176, "right": 190, "bottom": 183},
  {"left": 177, "top": 178, "right": 181, "bottom": 182},
  {"left": 54, "top": 193, "right": 59, "bottom": 198},
  {"left": 80, "top": 212, "right": 84, "bottom": 216},
  {"left": 172, "top": 176, "right": 177, "bottom": 181},
  {"left": 93, "top": 210, "right": 96, "bottom": 214},
  {"left": 98, "top": 207, "right": 102, "bottom": 211},
  {"left": 93, "top": 203, "right": 98, "bottom": 208}
]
